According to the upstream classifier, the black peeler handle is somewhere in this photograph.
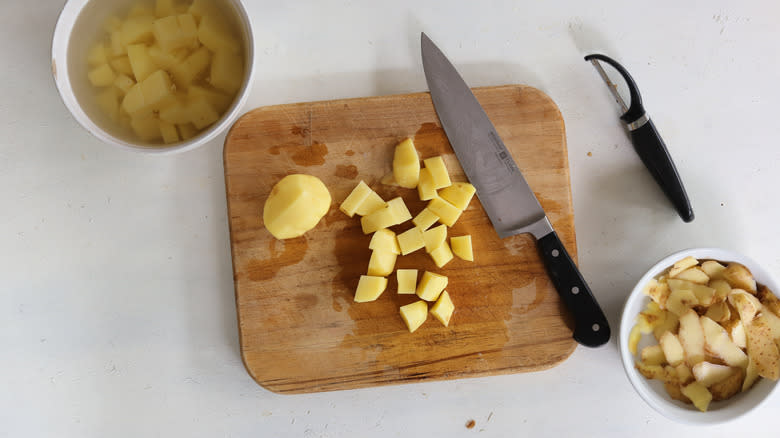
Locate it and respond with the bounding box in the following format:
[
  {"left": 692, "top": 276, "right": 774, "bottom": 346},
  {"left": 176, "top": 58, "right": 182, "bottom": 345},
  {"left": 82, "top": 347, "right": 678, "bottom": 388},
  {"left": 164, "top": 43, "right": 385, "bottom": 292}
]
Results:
[
  {"left": 629, "top": 119, "right": 694, "bottom": 222},
  {"left": 585, "top": 54, "right": 694, "bottom": 223}
]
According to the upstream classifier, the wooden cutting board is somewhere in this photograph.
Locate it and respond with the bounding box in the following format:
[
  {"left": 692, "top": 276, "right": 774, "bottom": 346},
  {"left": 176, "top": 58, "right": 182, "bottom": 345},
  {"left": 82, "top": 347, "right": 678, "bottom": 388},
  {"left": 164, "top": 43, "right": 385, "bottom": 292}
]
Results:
[{"left": 224, "top": 85, "right": 578, "bottom": 394}]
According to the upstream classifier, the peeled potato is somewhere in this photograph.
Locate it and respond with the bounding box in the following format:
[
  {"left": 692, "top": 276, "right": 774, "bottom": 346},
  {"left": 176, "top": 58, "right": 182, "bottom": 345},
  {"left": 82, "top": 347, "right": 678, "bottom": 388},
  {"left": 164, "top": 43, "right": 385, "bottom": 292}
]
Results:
[{"left": 263, "top": 174, "right": 331, "bottom": 239}]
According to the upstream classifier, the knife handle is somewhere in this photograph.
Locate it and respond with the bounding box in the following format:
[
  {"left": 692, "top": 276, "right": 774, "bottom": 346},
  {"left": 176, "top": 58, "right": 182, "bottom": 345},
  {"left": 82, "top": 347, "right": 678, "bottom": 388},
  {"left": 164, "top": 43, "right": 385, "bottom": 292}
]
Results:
[
  {"left": 537, "top": 231, "right": 610, "bottom": 347},
  {"left": 629, "top": 118, "right": 694, "bottom": 223}
]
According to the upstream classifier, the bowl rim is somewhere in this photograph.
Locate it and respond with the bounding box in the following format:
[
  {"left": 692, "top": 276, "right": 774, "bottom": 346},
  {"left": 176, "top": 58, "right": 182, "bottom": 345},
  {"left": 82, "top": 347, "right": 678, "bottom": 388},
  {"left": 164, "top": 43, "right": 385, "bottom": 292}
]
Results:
[
  {"left": 619, "top": 247, "right": 780, "bottom": 425},
  {"left": 50, "top": 0, "right": 255, "bottom": 155}
]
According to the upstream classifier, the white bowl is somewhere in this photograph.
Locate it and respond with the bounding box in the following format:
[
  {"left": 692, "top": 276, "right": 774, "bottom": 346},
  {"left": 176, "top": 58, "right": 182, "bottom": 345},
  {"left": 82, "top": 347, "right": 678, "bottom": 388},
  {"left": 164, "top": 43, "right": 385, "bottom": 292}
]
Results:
[
  {"left": 619, "top": 247, "right": 780, "bottom": 424},
  {"left": 51, "top": 0, "right": 255, "bottom": 154}
]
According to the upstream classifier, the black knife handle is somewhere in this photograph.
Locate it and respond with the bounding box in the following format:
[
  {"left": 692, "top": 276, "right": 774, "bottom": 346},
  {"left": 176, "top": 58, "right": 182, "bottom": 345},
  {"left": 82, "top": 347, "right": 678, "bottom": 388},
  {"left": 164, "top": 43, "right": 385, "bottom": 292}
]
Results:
[
  {"left": 537, "top": 231, "right": 610, "bottom": 347},
  {"left": 629, "top": 119, "right": 694, "bottom": 223}
]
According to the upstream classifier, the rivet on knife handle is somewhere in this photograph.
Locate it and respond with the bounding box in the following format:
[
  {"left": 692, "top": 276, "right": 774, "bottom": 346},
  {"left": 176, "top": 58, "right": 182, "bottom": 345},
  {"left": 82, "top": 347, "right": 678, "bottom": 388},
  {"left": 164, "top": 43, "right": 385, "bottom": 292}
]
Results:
[
  {"left": 537, "top": 229, "right": 610, "bottom": 347},
  {"left": 585, "top": 54, "right": 694, "bottom": 223}
]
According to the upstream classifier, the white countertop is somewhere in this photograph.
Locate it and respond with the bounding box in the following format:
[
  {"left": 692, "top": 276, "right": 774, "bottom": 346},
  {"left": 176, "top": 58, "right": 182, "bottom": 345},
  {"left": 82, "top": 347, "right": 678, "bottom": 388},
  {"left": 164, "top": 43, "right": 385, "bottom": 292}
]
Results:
[{"left": 2, "top": 0, "right": 779, "bottom": 436}]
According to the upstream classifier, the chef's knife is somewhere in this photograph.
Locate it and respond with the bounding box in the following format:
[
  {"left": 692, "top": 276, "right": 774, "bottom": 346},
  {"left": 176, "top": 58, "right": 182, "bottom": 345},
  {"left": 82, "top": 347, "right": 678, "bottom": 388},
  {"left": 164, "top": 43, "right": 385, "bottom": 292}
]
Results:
[{"left": 421, "top": 33, "right": 610, "bottom": 347}]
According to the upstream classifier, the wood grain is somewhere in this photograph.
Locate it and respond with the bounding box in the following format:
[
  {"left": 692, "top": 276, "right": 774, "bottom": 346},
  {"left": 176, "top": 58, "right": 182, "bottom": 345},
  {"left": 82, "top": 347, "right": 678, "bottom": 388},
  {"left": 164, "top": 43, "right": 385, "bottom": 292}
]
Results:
[{"left": 224, "top": 85, "right": 578, "bottom": 394}]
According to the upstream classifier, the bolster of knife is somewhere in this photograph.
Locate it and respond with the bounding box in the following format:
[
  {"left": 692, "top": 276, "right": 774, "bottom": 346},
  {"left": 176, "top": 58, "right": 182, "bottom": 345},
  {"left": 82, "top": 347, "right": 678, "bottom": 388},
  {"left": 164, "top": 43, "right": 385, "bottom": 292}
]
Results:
[{"left": 628, "top": 117, "right": 695, "bottom": 223}]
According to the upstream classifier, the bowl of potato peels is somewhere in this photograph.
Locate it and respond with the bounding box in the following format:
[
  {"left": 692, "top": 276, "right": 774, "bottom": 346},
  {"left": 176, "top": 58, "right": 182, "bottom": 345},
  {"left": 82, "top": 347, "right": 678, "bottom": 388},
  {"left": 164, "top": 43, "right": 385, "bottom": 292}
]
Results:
[{"left": 620, "top": 248, "right": 780, "bottom": 424}]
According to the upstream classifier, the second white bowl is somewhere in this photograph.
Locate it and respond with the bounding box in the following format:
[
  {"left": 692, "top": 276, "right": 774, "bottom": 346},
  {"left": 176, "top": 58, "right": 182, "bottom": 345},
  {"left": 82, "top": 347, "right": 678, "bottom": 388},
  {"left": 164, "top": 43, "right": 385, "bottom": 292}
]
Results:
[{"left": 619, "top": 247, "right": 780, "bottom": 424}]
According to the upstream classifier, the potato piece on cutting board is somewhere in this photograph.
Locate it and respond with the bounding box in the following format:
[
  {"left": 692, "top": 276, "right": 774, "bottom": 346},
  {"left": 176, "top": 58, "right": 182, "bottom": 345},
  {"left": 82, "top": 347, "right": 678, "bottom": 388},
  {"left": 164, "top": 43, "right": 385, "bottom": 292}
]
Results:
[{"left": 263, "top": 174, "right": 331, "bottom": 240}]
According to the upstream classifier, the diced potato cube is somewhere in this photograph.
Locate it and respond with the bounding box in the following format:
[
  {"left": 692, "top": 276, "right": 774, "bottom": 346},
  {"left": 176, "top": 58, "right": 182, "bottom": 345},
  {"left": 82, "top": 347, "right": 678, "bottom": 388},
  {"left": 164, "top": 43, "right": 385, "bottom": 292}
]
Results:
[
  {"left": 361, "top": 207, "right": 395, "bottom": 234},
  {"left": 188, "top": 85, "right": 233, "bottom": 113},
  {"left": 110, "top": 56, "right": 134, "bottom": 76},
  {"left": 340, "top": 180, "right": 372, "bottom": 217},
  {"left": 423, "top": 224, "right": 447, "bottom": 253},
  {"left": 399, "top": 300, "right": 428, "bottom": 333},
  {"left": 386, "top": 197, "right": 412, "bottom": 224},
  {"left": 423, "top": 156, "right": 452, "bottom": 189},
  {"left": 121, "top": 83, "right": 147, "bottom": 116},
  {"left": 353, "top": 186, "right": 386, "bottom": 216},
  {"left": 128, "top": 4, "right": 153, "bottom": 18},
  {"left": 429, "top": 241, "right": 453, "bottom": 268},
  {"left": 210, "top": 50, "right": 244, "bottom": 94},
  {"left": 186, "top": 96, "right": 220, "bottom": 129},
  {"left": 198, "top": 14, "right": 240, "bottom": 53},
  {"left": 130, "top": 115, "right": 162, "bottom": 141},
  {"left": 113, "top": 74, "right": 136, "bottom": 95},
  {"left": 397, "top": 227, "right": 425, "bottom": 255},
  {"left": 170, "top": 47, "right": 211, "bottom": 90},
  {"left": 159, "top": 120, "right": 179, "bottom": 144},
  {"left": 451, "top": 235, "right": 473, "bottom": 261},
  {"left": 153, "top": 14, "right": 199, "bottom": 52},
  {"left": 367, "top": 250, "right": 397, "bottom": 277},
  {"left": 152, "top": 15, "right": 180, "bottom": 50},
  {"left": 87, "top": 43, "right": 108, "bottom": 66},
  {"left": 412, "top": 208, "right": 439, "bottom": 230},
  {"left": 155, "top": 0, "right": 176, "bottom": 17},
  {"left": 158, "top": 98, "right": 190, "bottom": 124},
  {"left": 88, "top": 63, "right": 116, "bottom": 87},
  {"left": 147, "top": 45, "right": 188, "bottom": 70},
  {"left": 354, "top": 275, "right": 388, "bottom": 303},
  {"left": 430, "top": 291, "right": 454, "bottom": 327},
  {"left": 392, "top": 138, "right": 420, "bottom": 189},
  {"left": 188, "top": 0, "right": 217, "bottom": 20},
  {"left": 126, "top": 44, "right": 158, "bottom": 82},
  {"left": 96, "top": 88, "right": 119, "bottom": 121},
  {"left": 177, "top": 14, "right": 198, "bottom": 41},
  {"left": 177, "top": 123, "right": 197, "bottom": 140},
  {"left": 417, "top": 167, "right": 437, "bottom": 201},
  {"left": 121, "top": 70, "right": 174, "bottom": 116},
  {"left": 140, "top": 69, "right": 176, "bottom": 109},
  {"left": 121, "top": 16, "right": 155, "bottom": 46},
  {"left": 369, "top": 229, "right": 400, "bottom": 255},
  {"left": 416, "top": 271, "right": 448, "bottom": 302},
  {"left": 439, "top": 182, "right": 476, "bottom": 210},
  {"left": 111, "top": 30, "right": 126, "bottom": 56},
  {"left": 396, "top": 269, "right": 418, "bottom": 295},
  {"left": 427, "top": 197, "right": 462, "bottom": 227},
  {"left": 103, "top": 16, "right": 122, "bottom": 33}
]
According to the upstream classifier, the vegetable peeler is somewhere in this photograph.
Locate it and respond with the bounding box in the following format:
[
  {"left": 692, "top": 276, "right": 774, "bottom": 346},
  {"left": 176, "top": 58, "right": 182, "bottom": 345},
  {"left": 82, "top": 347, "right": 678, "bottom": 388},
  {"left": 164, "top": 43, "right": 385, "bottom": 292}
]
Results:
[{"left": 585, "top": 54, "right": 694, "bottom": 223}]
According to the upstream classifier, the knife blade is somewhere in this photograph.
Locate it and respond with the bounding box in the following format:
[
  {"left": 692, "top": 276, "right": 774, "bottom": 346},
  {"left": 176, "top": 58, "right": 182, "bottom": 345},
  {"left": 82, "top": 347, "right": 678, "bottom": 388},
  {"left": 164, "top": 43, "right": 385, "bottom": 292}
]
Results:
[{"left": 421, "top": 32, "right": 610, "bottom": 347}]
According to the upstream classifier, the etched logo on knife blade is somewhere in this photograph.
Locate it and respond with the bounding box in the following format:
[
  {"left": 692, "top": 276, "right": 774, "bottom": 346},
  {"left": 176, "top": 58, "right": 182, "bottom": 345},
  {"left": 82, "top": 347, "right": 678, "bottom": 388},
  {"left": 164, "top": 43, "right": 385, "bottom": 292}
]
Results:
[{"left": 489, "top": 130, "right": 517, "bottom": 174}]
